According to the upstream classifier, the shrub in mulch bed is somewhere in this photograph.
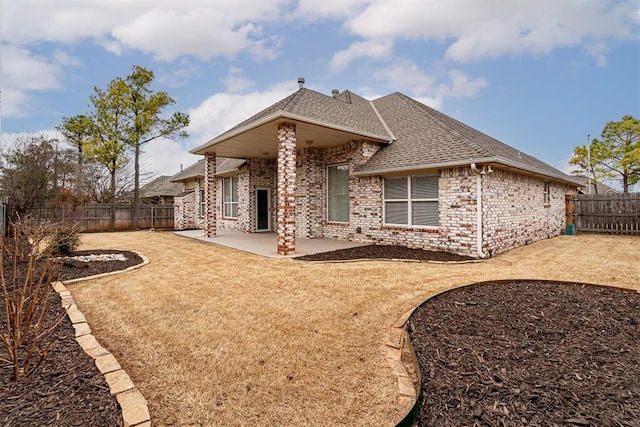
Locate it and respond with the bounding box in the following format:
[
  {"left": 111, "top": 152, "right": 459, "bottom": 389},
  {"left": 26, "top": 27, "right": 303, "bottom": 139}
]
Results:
[
  {"left": 295, "top": 245, "right": 475, "bottom": 262},
  {"left": 408, "top": 281, "right": 640, "bottom": 427},
  {"left": 1, "top": 250, "right": 142, "bottom": 426}
]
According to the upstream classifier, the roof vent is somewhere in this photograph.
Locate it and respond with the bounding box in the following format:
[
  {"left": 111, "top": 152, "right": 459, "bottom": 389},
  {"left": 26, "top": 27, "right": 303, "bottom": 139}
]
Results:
[
  {"left": 331, "top": 89, "right": 339, "bottom": 98},
  {"left": 297, "top": 77, "right": 305, "bottom": 89}
]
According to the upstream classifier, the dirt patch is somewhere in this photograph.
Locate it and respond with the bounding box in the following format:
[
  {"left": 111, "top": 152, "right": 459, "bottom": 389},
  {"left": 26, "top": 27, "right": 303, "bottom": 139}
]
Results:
[
  {"left": 295, "top": 244, "right": 475, "bottom": 262},
  {"left": 408, "top": 281, "right": 640, "bottom": 427},
  {"left": 0, "top": 250, "right": 142, "bottom": 426}
]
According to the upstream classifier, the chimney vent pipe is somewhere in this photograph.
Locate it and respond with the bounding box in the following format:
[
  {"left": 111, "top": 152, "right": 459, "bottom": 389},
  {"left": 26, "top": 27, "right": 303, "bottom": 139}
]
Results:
[
  {"left": 297, "top": 77, "right": 305, "bottom": 89},
  {"left": 332, "top": 89, "right": 339, "bottom": 97}
]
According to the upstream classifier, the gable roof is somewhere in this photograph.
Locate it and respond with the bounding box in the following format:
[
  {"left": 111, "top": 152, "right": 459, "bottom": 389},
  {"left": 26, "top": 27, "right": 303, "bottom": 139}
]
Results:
[
  {"left": 191, "top": 88, "right": 393, "bottom": 155},
  {"left": 355, "top": 92, "right": 575, "bottom": 183},
  {"left": 192, "top": 86, "right": 578, "bottom": 185},
  {"left": 170, "top": 159, "right": 205, "bottom": 182}
]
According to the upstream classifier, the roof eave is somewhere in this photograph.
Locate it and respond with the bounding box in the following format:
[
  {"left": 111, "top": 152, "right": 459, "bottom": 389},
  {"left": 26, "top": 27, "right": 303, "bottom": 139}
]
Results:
[
  {"left": 353, "top": 156, "right": 581, "bottom": 186},
  {"left": 190, "top": 111, "right": 392, "bottom": 155},
  {"left": 170, "top": 174, "right": 203, "bottom": 183}
]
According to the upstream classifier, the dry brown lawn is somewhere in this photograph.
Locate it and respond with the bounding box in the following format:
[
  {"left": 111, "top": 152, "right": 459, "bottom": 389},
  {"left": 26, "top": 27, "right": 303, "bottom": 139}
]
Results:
[{"left": 66, "top": 232, "right": 639, "bottom": 426}]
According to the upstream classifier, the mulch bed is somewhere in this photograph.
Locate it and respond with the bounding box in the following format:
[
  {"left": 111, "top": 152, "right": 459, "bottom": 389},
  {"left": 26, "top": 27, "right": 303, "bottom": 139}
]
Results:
[
  {"left": 295, "top": 244, "right": 475, "bottom": 262},
  {"left": 1, "top": 250, "right": 142, "bottom": 426},
  {"left": 408, "top": 281, "right": 640, "bottom": 427}
]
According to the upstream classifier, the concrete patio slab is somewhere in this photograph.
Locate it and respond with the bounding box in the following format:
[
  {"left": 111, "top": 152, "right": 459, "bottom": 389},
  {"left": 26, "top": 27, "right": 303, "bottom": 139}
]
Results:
[{"left": 174, "top": 229, "right": 366, "bottom": 258}]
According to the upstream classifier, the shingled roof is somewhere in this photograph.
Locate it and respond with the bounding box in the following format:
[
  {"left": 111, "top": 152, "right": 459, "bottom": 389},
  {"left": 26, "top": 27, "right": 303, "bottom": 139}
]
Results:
[
  {"left": 170, "top": 158, "right": 246, "bottom": 182},
  {"left": 193, "top": 86, "right": 577, "bottom": 184},
  {"left": 140, "top": 176, "right": 183, "bottom": 198},
  {"left": 356, "top": 92, "right": 574, "bottom": 182},
  {"left": 194, "top": 88, "right": 392, "bottom": 151}
]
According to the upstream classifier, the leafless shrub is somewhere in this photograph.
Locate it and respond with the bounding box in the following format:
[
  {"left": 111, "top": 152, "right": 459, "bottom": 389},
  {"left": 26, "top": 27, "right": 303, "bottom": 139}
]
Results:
[{"left": 0, "top": 216, "right": 65, "bottom": 380}]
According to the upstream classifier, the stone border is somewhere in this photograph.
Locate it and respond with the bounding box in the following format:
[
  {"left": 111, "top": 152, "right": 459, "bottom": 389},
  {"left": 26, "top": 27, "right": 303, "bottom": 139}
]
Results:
[
  {"left": 386, "top": 281, "right": 640, "bottom": 426},
  {"left": 54, "top": 251, "right": 151, "bottom": 427},
  {"left": 297, "top": 258, "right": 484, "bottom": 264},
  {"left": 62, "top": 251, "right": 150, "bottom": 284},
  {"left": 385, "top": 308, "right": 422, "bottom": 426}
]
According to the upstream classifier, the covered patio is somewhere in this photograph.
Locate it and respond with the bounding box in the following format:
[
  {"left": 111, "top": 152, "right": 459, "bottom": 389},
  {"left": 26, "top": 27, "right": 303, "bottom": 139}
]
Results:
[
  {"left": 189, "top": 84, "right": 393, "bottom": 256},
  {"left": 174, "top": 229, "right": 366, "bottom": 258}
]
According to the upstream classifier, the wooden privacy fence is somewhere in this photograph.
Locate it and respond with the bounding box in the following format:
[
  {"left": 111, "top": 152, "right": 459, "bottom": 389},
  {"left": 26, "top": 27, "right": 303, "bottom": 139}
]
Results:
[
  {"left": 571, "top": 193, "right": 640, "bottom": 235},
  {"left": 29, "top": 204, "right": 174, "bottom": 232}
]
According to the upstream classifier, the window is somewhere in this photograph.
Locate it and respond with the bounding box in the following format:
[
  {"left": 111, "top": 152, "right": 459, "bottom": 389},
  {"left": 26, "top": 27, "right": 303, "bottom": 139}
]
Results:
[
  {"left": 384, "top": 175, "right": 438, "bottom": 226},
  {"left": 327, "top": 164, "right": 349, "bottom": 222},
  {"left": 223, "top": 176, "right": 238, "bottom": 218},
  {"left": 199, "top": 188, "right": 206, "bottom": 216},
  {"left": 543, "top": 182, "right": 550, "bottom": 207}
]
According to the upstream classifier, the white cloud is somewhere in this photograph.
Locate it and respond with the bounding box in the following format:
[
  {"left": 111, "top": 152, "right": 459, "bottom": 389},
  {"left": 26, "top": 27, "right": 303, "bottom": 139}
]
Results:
[
  {"left": 344, "top": 0, "right": 639, "bottom": 64},
  {"left": 53, "top": 49, "right": 81, "bottom": 67},
  {"left": 1, "top": 45, "right": 64, "bottom": 118},
  {"left": 329, "top": 39, "right": 393, "bottom": 72},
  {"left": 111, "top": 9, "right": 272, "bottom": 61},
  {"left": 371, "top": 60, "right": 486, "bottom": 107},
  {"left": 140, "top": 138, "right": 200, "bottom": 176},
  {"left": 372, "top": 60, "right": 435, "bottom": 96},
  {"left": 223, "top": 67, "right": 255, "bottom": 93},
  {"left": 436, "top": 70, "right": 487, "bottom": 98},
  {"left": 292, "top": 0, "right": 369, "bottom": 20},
  {"left": 3, "top": 0, "right": 288, "bottom": 61},
  {"left": 584, "top": 42, "right": 609, "bottom": 67},
  {"left": 156, "top": 60, "right": 202, "bottom": 89},
  {"left": 186, "top": 81, "right": 297, "bottom": 147}
]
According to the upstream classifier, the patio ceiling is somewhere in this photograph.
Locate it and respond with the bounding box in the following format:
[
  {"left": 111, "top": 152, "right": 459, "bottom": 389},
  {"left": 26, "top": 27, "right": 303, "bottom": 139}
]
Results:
[{"left": 191, "top": 115, "right": 391, "bottom": 160}]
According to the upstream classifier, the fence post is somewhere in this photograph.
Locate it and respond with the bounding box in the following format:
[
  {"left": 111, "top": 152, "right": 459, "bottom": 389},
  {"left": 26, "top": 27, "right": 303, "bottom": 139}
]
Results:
[{"left": 0, "top": 201, "right": 5, "bottom": 236}]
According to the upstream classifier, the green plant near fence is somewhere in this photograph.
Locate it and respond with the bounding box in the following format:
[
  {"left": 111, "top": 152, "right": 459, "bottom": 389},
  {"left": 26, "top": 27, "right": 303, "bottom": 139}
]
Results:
[{"left": 27, "top": 203, "right": 174, "bottom": 232}]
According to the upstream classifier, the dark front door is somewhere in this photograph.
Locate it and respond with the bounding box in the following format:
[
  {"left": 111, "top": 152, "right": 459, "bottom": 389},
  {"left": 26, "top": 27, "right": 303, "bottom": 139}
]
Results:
[{"left": 256, "top": 188, "right": 270, "bottom": 231}]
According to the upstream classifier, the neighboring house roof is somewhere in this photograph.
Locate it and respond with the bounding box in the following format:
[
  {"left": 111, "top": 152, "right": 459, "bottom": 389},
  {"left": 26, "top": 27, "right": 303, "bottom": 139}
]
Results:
[
  {"left": 575, "top": 176, "right": 620, "bottom": 194},
  {"left": 170, "top": 158, "right": 246, "bottom": 182},
  {"left": 170, "top": 159, "right": 205, "bottom": 182},
  {"left": 140, "top": 175, "right": 183, "bottom": 198},
  {"left": 192, "top": 85, "right": 579, "bottom": 185}
]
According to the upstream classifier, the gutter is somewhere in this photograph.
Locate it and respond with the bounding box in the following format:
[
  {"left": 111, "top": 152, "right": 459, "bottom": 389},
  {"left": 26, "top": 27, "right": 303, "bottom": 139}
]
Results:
[
  {"left": 470, "top": 163, "right": 486, "bottom": 259},
  {"left": 352, "top": 156, "right": 581, "bottom": 186},
  {"left": 190, "top": 111, "right": 392, "bottom": 155}
]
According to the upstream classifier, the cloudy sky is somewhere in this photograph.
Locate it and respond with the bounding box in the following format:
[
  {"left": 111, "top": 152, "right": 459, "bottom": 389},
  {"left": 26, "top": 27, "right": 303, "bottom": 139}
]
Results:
[{"left": 1, "top": 0, "right": 638, "bottom": 183}]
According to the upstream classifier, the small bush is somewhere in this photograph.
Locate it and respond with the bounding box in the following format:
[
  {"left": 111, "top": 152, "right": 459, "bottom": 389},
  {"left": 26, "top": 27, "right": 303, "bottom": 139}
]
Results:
[{"left": 49, "top": 225, "right": 81, "bottom": 256}]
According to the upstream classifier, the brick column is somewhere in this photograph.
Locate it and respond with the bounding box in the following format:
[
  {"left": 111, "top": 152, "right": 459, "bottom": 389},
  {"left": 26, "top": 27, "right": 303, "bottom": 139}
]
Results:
[
  {"left": 204, "top": 152, "right": 217, "bottom": 237},
  {"left": 277, "top": 122, "right": 296, "bottom": 255}
]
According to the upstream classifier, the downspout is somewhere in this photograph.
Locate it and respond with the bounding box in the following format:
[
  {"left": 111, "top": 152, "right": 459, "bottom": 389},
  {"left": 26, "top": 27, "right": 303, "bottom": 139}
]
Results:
[{"left": 470, "top": 163, "right": 485, "bottom": 258}]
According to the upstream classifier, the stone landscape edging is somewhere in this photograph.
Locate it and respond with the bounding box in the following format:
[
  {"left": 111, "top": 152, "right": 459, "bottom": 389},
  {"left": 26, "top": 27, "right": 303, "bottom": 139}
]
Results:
[
  {"left": 54, "top": 250, "right": 151, "bottom": 427},
  {"left": 387, "top": 279, "right": 640, "bottom": 426},
  {"left": 386, "top": 282, "right": 483, "bottom": 426},
  {"left": 385, "top": 306, "right": 422, "bottom": 427},
  {"left": 297, "top": 258, "right": 484, "bottom": 264}
]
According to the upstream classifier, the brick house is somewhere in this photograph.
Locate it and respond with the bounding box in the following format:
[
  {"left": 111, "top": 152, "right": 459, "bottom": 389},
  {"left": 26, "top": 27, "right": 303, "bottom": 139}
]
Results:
[
  {"left": 186, "top": 81, "right": 579, "bottom": 257},
  {"left": 170, "top": 158, "right": 245, "bottom": 230}
]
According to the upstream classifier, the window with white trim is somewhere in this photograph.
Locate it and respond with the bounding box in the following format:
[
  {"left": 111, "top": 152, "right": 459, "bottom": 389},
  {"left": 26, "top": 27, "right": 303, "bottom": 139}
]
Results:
[
  {"left": 384, "top": 174, "right": 439, "bottom": 226},
  {"left": 327, "top": 164, "right": 349, "bottom": 222},
  {"left": 223, "top": 176, "right": 238, "bottom": 218}
]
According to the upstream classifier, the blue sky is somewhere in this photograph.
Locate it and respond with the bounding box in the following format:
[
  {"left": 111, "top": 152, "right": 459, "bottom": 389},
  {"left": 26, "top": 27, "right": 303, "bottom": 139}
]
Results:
[{"left": 1, "top": 0, "right": 639, "bottom": 188}]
